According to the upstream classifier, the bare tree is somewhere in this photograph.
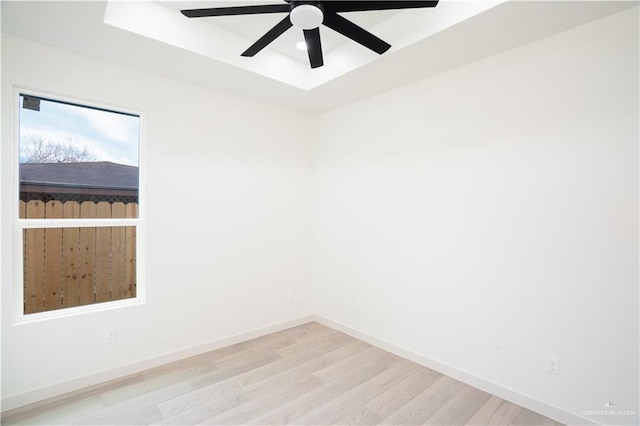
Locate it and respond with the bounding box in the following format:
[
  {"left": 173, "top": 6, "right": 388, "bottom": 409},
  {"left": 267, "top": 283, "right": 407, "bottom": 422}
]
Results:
[{"left": 20, "top": 134, "right": 98, "bottom": 163}]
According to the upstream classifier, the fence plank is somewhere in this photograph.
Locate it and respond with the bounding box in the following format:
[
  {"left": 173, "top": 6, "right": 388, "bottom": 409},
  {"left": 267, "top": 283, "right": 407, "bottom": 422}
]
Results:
[
  {"left": 111, "top": 202, "right": 126, "bottom": 219},
  {"left": 62, "top": 202, "right": 81, "bottom": 308},
  {"left": 111, "top": 203, "right": 126, "bottom": 300},
  {"left": 125, "top": 227, "right": 136, "bottom": 299},
  {"left": 21, "top": 201, "right": 139, "bottom": 314},
  {"left": 95, "top": 202, "right": 112, "bottom": 303},
  {"left": 126, "top": 203, "right": 138, "bottom": 218},
  {"left": 125, "top": 203, "right": 137, "bottom": 298},
  {"left": 24, "top": 201, "right": 45, "bottom": 314},
  {"left": 44, "top": 201, "right": 64, "bottom": 310},
  {"left": 79, "top": 202, "right": 96, "bottom": 306}
]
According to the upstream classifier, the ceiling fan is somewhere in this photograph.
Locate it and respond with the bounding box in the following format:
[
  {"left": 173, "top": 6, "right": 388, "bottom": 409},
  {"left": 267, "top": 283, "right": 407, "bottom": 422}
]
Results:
[{"left": 181, "top": 1, "right": 439, "bottom": 69}]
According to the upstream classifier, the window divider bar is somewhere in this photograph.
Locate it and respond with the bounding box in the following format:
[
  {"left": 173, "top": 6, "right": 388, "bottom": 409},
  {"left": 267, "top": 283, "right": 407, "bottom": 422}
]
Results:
[{"left": 18, "top": 218, "right": 138, "bottom": 229}]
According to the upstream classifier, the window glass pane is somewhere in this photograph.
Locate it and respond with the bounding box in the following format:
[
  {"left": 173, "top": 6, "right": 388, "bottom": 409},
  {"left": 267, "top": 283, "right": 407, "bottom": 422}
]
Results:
[
  {"left": 18, "top": 95, "right": 139, "bottom": 218},
  {"left": 23, "top": 226, "right": 136, "bottom": 314}
]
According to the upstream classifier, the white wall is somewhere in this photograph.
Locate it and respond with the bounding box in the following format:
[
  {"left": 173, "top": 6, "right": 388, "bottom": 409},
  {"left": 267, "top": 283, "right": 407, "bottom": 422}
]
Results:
[
  {"left": 313, "top": 8, "right": 638, "bottom": 426},
  {"left": 1, "top": 35, "right": 314, "bottom": 406}
]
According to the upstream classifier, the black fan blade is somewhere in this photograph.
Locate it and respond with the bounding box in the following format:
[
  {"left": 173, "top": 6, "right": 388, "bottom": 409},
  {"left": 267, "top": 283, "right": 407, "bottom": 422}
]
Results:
[
  {"left": 181, "top": 4, "right": 289, "bottom": 18},
  {"left": 241, "top": 16, "right": 293, "bottom": 57},
  {"left": 324, "top": 1, "right": 438, "bottom": 13},
  {"left": 323, "top": 12, "right": 390, "bottom": 54},
  {"left": 303, "top": 28, "right": 324, "bottom": 69}
]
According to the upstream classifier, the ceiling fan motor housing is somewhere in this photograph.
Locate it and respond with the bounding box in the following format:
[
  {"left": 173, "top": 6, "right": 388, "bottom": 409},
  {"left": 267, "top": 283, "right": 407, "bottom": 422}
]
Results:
[{"left": 289, "top": 1, "right": 324, "bottom": 29}]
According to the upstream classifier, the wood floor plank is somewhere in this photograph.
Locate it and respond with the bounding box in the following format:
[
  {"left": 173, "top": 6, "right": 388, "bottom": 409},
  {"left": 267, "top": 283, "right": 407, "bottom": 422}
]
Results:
[
  {"left": 378, "top": 375, "right": 466, "bottom": 425},
  {"left": 156, "top": 380, "right": 242, "bottom": 420},
  {"left": 368, "top": 359, "right": 427, "bottom": 389},
  {"left": 424, "top": 384, "right": 493, "bottom": 425},
  {"left": 66, "top": 382, "right": 192, "bottom": 425},
  {"left": 294, "top": 375, "right": 385, "bottom": 425},
  {"left": 99, "top": 404, "right": 163, "bottom": 425},
  {"left": 187, "top": 351, "right": 283, "bottom": 390},
  {"left": 100, "top": 361, "right": 219, "bottom": 407},
  {"left": 296, "top": 356, "right": 426, "bottom": 425},
  {"left": 155, "top": 388, "right": 250, "bottom": 425},
  {"left": 196, "top": 321, "right": 326, "bottom": 364},
  {"left": 158, "top": 329, "right": 359, "bottom": 419},
  {"left": 466, "top": 395, "right": 523, "bottom": 425},
  {"left": 274, "top": 327, "right": 352, "bottom": 358},
  {"left": 140, "top": 352, "right": 219, "bottom": 382},
  {"left": 513, "top": 408, "right": 563, "bottom": 425},
  {"left": 335, "top": 406, "right": 383, "bottom": 425},
  {"left": 365, "top": 366, "right": 441, "bottom": 419},
  {"left": 1, "top": 322, "right": 565, "bottom": 426},
  {"left": 0, "top": 376, "right": 141, "bottom": 425},
  {"left": 0, "top": 396, "right": 103, "bottom": 426},
  {"left": 242, "top": 339, "right": 371, "bottom": 396},
  {"left": 313, "top": 346, "right": 396, "bottom": 382},
  {"left": 231, "top": 332, "right": 357, "bottom": 394},
  {"left": 156, "top": 351, "right": 283, "bottom": 419},
  {"left": 212, "top": 325, "right": 338, "bottom": 368},
  {"left": 209, "top": 373, "right": 323, "bottom": 425},
  {"left": 247, "top": 362, "right": 390, "bottom": 425}
]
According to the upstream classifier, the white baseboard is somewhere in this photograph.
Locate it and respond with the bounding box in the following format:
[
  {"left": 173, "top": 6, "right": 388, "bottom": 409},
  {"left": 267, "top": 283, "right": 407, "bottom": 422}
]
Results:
[
  {"left": 1, "top": 315, "right": 316, "bottom": 413},
  {"left": 311, "top": 315, "right": 599, "bottom": 426}
]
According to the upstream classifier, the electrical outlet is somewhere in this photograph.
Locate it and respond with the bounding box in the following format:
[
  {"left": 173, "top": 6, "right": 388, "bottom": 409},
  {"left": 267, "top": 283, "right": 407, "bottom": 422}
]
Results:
[
  {"left": 106, "top": 328, "right": 116, "bottom": 344},
  {"left": 547, "top": 356, "right": 559, "bottom": 375}
]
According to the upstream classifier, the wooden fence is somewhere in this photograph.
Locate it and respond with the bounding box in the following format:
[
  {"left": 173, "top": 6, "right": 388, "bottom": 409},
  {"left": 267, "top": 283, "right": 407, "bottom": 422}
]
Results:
[{"left": 21, "top": 200, "right": 137, "bottom": 314}]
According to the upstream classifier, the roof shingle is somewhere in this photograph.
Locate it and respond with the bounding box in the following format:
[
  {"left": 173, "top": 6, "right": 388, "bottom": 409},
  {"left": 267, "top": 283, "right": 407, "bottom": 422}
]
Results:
[{"left": 19, "top": 162, "right": 138, "bottom": 190}]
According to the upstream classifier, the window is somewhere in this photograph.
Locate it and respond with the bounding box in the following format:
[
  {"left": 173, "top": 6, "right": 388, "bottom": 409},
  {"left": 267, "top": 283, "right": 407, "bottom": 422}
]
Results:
[{"left": 17, "top": 93, "right": 141, "bottom": 316}]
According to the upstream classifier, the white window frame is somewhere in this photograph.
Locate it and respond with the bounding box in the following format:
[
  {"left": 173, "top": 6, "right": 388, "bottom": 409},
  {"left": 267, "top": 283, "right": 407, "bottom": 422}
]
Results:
[{"left": 12, "top": 87, "right": 146, "bottom": 324}]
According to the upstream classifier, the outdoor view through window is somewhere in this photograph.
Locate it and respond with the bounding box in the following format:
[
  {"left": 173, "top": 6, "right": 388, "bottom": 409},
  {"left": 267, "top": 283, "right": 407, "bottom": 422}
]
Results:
[{"left": 18, "top": 94, "right": 140, "bottom": 315}]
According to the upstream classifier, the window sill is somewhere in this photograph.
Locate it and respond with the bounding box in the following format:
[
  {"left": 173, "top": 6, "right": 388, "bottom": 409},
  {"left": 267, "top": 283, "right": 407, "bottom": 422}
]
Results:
[{"left": 14, "top": 296, "right": 145, "bottom": 325}]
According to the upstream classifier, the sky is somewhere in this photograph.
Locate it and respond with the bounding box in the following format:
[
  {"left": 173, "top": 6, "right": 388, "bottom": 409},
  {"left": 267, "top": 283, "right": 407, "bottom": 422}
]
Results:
[{"left": 19, "top": 95, "right": 139, "bottom": 167}]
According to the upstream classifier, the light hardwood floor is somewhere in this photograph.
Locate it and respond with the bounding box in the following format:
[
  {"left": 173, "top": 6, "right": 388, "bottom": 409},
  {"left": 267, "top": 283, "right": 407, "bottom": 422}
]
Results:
[{"left": 1, "top": 322, "right": 563, "bottom": 425}]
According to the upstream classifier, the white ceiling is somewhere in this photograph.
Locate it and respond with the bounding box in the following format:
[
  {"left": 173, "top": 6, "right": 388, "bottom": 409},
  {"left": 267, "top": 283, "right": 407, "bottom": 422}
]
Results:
[
  {"left": 102, "top": 0, "right": 502, "bottom": 90},
  {"left": 1, "top": 1, "right": 637, "bottom": 115}
]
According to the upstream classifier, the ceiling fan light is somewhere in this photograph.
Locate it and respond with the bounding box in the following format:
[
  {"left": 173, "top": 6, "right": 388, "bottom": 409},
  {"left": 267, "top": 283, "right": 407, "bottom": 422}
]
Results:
[
  {"left": 296, "top": 41, "right": 307, "bottom": 51},
  {"left": 290, "top": 4, "right": 323, "bottom": 30}
]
